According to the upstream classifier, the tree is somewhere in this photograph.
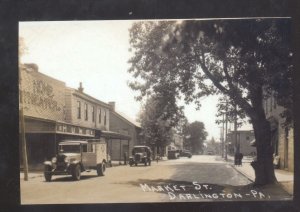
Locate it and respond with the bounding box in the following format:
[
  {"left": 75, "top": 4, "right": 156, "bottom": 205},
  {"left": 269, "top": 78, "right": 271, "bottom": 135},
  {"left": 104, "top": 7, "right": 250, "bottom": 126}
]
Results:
[
  {"left": 184, "top": 121, "right": 208, "bottom": 154},
  {"left": 128, "top": 19, "right": 292, "bottom": 185},
  {"left": 137, "top": 95, "right": 184, "bottom": 153}
]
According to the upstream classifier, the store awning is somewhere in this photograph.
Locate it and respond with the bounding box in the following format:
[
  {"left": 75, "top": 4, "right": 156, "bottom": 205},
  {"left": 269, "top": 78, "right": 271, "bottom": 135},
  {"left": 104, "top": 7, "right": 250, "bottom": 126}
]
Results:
[
  {"left": 100, "top": 130, "right": 131, "bottom": 140},
  {"left": 250, "top": 139, "right": 256, "bottom": 147}
]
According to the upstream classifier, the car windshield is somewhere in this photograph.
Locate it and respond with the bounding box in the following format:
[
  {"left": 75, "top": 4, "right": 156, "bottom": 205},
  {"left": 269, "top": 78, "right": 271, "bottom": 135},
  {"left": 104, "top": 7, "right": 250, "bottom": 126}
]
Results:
[
  {"left": 133, "top": 148, "right": 145, "bottom": 153},
  {"left": 59, "top": 144, "right": 81, "bottom": 153}
]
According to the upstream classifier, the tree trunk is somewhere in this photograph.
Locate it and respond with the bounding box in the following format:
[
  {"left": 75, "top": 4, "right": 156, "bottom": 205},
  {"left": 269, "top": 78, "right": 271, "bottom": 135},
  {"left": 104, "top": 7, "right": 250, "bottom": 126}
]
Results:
[{"left": 251, "top": 118, "right": 277, "bottom": 185}]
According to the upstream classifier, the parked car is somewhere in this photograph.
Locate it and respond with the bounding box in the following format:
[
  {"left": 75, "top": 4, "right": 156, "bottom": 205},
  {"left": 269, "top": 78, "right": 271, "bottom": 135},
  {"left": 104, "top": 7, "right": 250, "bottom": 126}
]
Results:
[
  {"left": 129, "top": 146, "right": 152, "bottom": 166},
  {"left": 207, "top": 150, "right": 215, "bottom": 155},
  {"left": 43, "top": 139, "right": 107, "bottom": 182},
  {"left": 167, "top": 150, "right": 180, "bottom": 159},
  {"left": 179, "top": 150, "right": 192, "bottom": 158}
]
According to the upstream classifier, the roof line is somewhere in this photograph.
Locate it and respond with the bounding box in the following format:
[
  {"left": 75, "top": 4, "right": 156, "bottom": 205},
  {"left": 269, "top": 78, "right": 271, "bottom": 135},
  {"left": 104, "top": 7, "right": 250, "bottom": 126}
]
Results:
[{"left": 111, "top": 110, "right": 141, "bottom": 128}]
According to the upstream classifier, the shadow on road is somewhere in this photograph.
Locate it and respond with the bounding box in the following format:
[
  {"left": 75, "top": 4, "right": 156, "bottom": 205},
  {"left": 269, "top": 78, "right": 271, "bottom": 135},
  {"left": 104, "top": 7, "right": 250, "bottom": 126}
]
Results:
[{"left": 49, "top": 174, "right": 100, "bottom": 182}]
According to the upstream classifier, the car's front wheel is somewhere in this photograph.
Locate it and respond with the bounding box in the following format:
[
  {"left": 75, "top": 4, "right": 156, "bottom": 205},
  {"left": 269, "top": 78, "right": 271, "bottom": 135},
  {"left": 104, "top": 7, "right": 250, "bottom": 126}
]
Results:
[
  {"left": 44, "top": 166, "right": 52, "bottom": 182},
  {"left": 72, "top": 164, "right": 81, "bottom": 181},
  {"left": 97, "top": 162, "right": 106, "bottom": 176}
]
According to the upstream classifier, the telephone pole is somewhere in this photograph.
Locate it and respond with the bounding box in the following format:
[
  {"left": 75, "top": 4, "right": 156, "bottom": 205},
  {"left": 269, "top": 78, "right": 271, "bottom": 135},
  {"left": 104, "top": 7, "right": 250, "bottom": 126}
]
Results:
[
  {"left": 225, "top": 110, "right": 228, "bottom": 161},
  {"left": 19, "top": 66, "right": 29, "bottom": 181},
  {"left": 222, "top": 114, "right": 225, "bottom": 158}
]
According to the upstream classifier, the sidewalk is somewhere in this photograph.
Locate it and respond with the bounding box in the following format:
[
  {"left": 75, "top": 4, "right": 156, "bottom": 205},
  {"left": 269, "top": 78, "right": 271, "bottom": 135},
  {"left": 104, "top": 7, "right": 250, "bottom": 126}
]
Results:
[{"left": 225, "top": 155, "right": 294, "bottom": 195}]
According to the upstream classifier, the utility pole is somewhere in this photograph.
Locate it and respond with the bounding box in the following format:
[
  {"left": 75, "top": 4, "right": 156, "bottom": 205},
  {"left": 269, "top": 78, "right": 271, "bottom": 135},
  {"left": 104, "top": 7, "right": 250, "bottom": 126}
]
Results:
[
  {"left": 225, "top": 110, "right": 228, "bottom": 161},
  {"left": 222, "top": 114, "right": 225, "bottom": 158},
  {"left": 19, "top": 66, "right": 29, "bottom": 181},
  {"left": 234, "top": 104, "right": 238, "bottom": 154}
]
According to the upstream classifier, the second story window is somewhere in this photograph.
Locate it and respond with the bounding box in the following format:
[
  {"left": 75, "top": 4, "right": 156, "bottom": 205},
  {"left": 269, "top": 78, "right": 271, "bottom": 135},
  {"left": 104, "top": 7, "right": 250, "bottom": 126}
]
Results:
[
  {"left": 98, "top": 108, "right": 101, "bottom": 123},
  {"left": 104, "top": 110, "right": 107, "bottom": 125},
  {"left": 92, "top": 106, "right": 95, "bottom": 122},
  {"left": 84, "top": 103, "right": 88, "bottom": 121},
  {"left": 77, "top": 101, "right": 81, "bottom": 119}
]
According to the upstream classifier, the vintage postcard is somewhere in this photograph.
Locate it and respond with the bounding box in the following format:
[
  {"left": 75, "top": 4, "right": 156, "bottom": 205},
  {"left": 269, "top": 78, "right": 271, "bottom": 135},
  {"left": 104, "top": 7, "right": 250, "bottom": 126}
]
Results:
[{"left": 19, "top": 18, "right": 293, "bottom": 204}]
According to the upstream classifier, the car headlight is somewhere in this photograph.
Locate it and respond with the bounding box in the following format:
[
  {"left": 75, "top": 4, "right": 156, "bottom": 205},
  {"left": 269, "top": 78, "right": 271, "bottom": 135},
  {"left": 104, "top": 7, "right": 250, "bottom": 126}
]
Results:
[
  {"left": 51, "top": 157, "right": 57, "bottom": 163},
  {"left": 64, "top": 157, "right": 70, "bottom": 163}
]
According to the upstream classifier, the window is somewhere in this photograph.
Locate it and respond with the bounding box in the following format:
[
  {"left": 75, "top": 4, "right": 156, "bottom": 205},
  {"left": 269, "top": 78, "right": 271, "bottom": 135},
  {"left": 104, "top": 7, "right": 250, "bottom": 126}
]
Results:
[
  {"left": 77, "top": 101, "right": 81, "bottom": 119},
  {"left": 82, "top": 144, "right": 87, "bottom": 153},
  {"left": 84, "top": 103, "right": 88, "bottom": 120},
  {"left": 104, "top": 110, "right": 107, "bottom": 125},
  {"left": 92, "top": 106, "right": 95, "bottom": 122},
  {"left": 87, "top": 143, "right": 94, "bottom": 152},
  {"left": 98, "top": 108, "right": 101, "bottom": 123}
]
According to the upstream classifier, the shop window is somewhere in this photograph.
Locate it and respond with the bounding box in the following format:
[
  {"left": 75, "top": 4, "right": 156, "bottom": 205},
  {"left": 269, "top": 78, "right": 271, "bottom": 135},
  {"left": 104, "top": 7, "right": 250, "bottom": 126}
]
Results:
[
  {"left": 87, "top": 143, "right": 94, "bottom": 152},
  {"left": 77, "top": 101, "right": 81, "bottom": 119}
]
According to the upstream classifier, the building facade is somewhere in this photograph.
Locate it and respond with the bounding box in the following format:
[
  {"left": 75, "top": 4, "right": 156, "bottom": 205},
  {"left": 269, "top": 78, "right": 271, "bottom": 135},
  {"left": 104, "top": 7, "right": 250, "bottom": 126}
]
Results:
[
  {"left": 20, "top": 64, "right": 70, "bottom": 168},
  {"left": 108, "top": 102, "right": 142, "bottom": 161},
  {"left": 227, "top": 130, "right": 256, "bottom": 156},
  {"left": 20, "top": 64, "right": 132, "bottom": 169},
  {"left": 263, "top": 94, "right": 294, "bottom": 172}
]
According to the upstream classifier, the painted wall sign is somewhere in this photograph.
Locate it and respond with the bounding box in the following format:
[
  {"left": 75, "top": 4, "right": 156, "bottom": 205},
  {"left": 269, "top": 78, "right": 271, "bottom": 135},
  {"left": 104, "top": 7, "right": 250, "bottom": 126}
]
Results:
[{"left": 21, "top": 68, "right": 66, "bottom": 121}]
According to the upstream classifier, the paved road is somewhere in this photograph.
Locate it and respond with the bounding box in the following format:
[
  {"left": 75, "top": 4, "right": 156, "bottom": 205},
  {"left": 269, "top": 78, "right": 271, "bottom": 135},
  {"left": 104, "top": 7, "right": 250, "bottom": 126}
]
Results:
[{"left": 20, "top": 155, "right": 289, "bottom": 204}]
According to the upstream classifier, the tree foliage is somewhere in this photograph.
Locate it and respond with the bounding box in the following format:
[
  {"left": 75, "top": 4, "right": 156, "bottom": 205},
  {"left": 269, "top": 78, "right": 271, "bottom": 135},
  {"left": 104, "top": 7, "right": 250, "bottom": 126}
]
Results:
[
  {"left": 128, "top": 18, "right": 292, "bottom": 185},
  {"left": 138, "top": 95, "right": 184, "bottom": 148},
  {"left": 183, "top": 121, "right": 208, "bottom": 154},
  {"left": 128, "top": 19, "right": 292, "bottom": 126}
]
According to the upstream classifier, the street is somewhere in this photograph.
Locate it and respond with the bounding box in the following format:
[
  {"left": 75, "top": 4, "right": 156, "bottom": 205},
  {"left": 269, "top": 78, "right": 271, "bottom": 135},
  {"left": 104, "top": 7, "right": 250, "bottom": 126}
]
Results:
[{"left": 20, "top": 155, "right": 291, "bottom": 204}]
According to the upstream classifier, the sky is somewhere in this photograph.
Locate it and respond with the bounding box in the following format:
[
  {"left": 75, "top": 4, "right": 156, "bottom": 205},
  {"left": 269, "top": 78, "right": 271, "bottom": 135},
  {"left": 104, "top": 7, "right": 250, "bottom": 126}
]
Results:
[{"left": 19, "top": 20, "right": 252, "bottom": 141}]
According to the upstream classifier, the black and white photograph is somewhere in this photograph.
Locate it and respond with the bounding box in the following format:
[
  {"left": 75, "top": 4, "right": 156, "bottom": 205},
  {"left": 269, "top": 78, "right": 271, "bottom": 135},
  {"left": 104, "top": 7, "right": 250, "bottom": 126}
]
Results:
[{"left": 18, "top": 18, "right": 294, "bottom": 204}]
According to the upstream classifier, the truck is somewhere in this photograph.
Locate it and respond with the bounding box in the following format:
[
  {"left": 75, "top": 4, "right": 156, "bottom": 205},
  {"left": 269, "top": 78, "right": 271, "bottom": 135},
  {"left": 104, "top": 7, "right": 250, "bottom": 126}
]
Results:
[{"left": 43, "top": 139, "right": 108, "bottom": 182}]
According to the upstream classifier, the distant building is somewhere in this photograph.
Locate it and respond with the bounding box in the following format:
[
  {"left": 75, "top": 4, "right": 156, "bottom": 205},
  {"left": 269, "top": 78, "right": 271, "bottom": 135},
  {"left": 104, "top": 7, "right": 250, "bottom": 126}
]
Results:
[
  {"left": 227, "top": 130, "right": 256, "bottom": 156},
  {"left": 263, "top": 93, "right": 294, "bottom": 172},
  {"left": 108, "top": 102, "right": 142, "bottom": 161}
]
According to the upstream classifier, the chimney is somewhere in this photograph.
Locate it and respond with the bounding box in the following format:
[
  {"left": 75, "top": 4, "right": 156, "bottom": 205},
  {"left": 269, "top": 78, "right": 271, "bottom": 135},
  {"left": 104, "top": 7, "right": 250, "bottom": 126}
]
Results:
[
  {"left": 78, "top": 82, "right": 84, "bottom": 93},
  {"left": 109, "top": 101, "right": 115, "bottom": 111}
]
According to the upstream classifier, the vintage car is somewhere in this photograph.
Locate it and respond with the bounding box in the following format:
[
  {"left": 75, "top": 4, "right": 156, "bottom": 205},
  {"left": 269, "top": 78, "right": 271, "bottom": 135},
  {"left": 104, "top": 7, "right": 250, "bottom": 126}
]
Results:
[
  {"left": 179, "top": 150, "right": 192, "bottom": 158},
  {"left": 43, "top": 139, "right": 107, "bottom": 182},
  {"left": 129, "top": 146, "right": 152, "bottom": 166},
  {"left": 167, "top": 149, "right": 180, "bottom": 159}
]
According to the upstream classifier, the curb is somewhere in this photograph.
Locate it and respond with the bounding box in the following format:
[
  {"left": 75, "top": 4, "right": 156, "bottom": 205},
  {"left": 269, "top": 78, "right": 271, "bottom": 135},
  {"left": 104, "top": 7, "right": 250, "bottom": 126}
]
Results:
[
  {"left": 228, "top": 162, "right": 255, "bottom": 183},
  {"left": 20, "top": 173, "right": 44, "bottom": 180}
]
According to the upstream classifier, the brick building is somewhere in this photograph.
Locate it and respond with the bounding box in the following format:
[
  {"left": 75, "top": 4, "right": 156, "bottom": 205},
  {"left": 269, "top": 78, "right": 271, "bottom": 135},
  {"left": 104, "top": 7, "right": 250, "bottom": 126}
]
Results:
[{"left": 263, "top": 93, "right": 294, "bottom": 172}]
